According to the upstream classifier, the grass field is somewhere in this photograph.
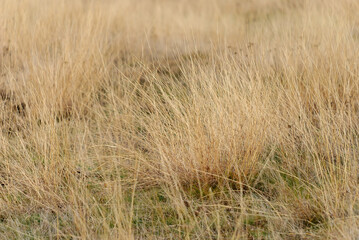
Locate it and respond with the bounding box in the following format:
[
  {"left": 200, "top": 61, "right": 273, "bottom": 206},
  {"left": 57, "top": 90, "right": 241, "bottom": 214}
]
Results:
[{"left": 1, "top": 0, "right": 359, "bottom": 239}]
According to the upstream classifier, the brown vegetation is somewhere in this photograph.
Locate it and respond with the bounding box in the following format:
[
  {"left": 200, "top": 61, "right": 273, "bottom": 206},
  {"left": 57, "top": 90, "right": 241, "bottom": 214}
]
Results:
[{"left": 1, "top": 0, "right": 359, "bottom": 239}]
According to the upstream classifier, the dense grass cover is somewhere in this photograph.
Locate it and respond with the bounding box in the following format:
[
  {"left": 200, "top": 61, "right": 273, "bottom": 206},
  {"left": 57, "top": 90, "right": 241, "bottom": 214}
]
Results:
[{"left": 1, "top": 0, "right": 359, "bottom": 239}]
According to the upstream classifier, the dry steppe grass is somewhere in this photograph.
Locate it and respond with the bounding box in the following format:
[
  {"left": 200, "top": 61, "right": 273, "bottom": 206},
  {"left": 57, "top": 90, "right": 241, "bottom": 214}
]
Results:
[{"left": 1, "top": 0, "right": 359, "bottom": 239}]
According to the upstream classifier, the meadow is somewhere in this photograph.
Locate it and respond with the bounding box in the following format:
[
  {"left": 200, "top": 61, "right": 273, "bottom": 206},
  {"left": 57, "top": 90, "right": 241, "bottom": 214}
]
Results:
[{"left": 1, "top": 0, "right": 359, "bottom": 239}]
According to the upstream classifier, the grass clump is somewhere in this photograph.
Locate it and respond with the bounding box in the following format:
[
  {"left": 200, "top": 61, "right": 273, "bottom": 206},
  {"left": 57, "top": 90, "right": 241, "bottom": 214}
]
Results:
[{"left": 1, "top": 0, "right": 359, "bottom": 239}]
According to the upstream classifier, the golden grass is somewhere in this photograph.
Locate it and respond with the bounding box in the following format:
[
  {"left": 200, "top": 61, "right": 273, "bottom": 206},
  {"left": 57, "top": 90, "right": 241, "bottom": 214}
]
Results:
[{"left": 1, "top": 0, "right": 359, "bottom": 239}]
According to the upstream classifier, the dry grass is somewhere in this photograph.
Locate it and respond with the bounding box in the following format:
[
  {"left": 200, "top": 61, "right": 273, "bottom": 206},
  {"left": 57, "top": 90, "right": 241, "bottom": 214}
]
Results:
[{"left": 1, "top": 0, "right": 359, "bottom": 239}]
